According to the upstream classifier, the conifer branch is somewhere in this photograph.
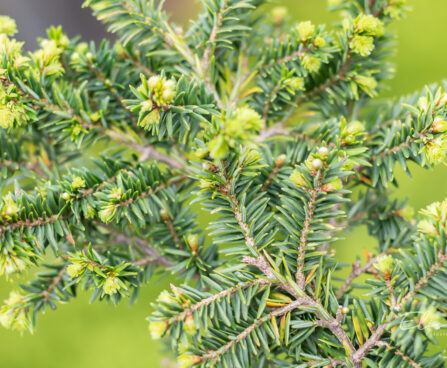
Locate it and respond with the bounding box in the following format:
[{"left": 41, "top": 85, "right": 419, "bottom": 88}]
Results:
[
  {"left": 375, "top": 341, "right": 422, "bottom": 368},
  {"left": 1, "top": 3, "right": 445, "bottom": 367},
  {"left": 296, "top": 181, "right": 323, "bottom": 288}
]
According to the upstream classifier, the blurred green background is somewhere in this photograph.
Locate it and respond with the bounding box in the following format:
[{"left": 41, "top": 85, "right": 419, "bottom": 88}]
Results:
[{"left": 1, "top": 0, "right": 447, "bottom": 367}]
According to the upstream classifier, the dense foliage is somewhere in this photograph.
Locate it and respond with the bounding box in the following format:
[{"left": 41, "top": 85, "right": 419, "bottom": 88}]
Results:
[{"left": 0, "top": 0, "right": 446, "bottom": 367}]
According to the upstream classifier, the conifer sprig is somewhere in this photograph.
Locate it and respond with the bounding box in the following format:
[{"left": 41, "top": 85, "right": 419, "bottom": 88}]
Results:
[{"left": 0, "top": 1, "right": 446, "bottom": 367}]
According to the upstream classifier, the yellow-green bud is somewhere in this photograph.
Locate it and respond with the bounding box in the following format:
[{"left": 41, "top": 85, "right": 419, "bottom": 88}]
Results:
[
  {"left": 397, "top": 206, "right": 414, "bottom": 221},
  {"left": 162, "top": 88, "right": 176, "bottom": 104},
  {"left": 419, "top": 306, "right": 443, "bottom": 332},
  {"left": 355, "top": 75, "right": 378, "bottom": 91},
  {"left": 90, "top": 111, "right": 101, "bottom": 123},
  {"left": 178, "top": 354, "right": 202, "bottom": 368},
  {"left": 98, "top": 204, "right": 117, "bottom": 223},
  {"left": 384, "top": 5, "right": 405, "bottom": 20},
  {"left": 0, "top": 310, "right": 13, "bottom": 329},
  {"left": 14, "top": 310, "right": 30, "bottom": 332},
  {"left": 0, "top": 291, "right": 31, "bottom": 333},
  {"left": 417, "top": 96, "right": 429, "bottom": 112},
  {"left": 108, "top": 187, "right": 123, "bottom": 200},
  {"left": 187, "top": 234, "right": 199, "bottom": 253},
  {"left": 67, "top": 262, "right": 84, "bottom": 278},
  {"left": 139, "top": 109, "right": 160, "bottom": 128},
  {"left": 6, "top": 291, "right": 25, "bottom": 306},
  {"left": 149, "top": 320, "right": 169, "bottom": 340},
  {"left": 0, "top": 16, "right": 17, "bottom": 36},
  {"left": 342, "top": 306, "right": 350, "bottom": 314},
  {"left": 141, "top": 99, "right": 153, "bottom": 112},
  {"left": 148, "top": 76, "right": 161, "bottom": 90},
  {"left": 271, "top": 6, "right": 288, "bottom": 24},
  {"left": 349, "top": 35, "right": 375, "bottom": 57},
  {"left": 85, "top": 203, "right": 96, "bottom": 219},
  {"left": 0, "top": 107, "right": 14, "bottom": 129},
  {"left": 231, "top": 106, "right": 263, "bottom": 132},
  {"left": 1, "top": 255, "right": 26, "bottom": 277},
  {"left": 323, "top": 177, "right": 343, "bottom": 192},
  {"left": 438, "top": 93, "right": 447, "bottom": 106},
  {"left": 183, "top": 314, "right": 197, "bottom": 335},
  {"left": 417, "top": 219, "right": 437, "bottom": 235},
  {"left": 164, "top": 79, "right": 175, "bottom": 90},
  {"left": 345, "top": 121, "right": 365, "bottom": 135},
  {"left": 424, "top": 137, "right": 447, "bottom": 165},
  {"left": 103, "top": 275, "right": 120, "bottom": 295},
  {"left": 296, "top": 21, "right": 315, "bottom": 41},
  {"left": 2, "top": 194, "right": 19, "bottom": 218},
  {"left": 61, "top": 192, "right": 71, "bottom": 201},
  {"left": 314, "top": 36, "right": 326, "bottom": 47},
  {"left": 301, "top": 54, "right": 321, "bottom": 73},
  {"left": 275, "top": 154, "right": 287, "bottom": 167},
  {"left": 355, "top": 14, "right": 384, "bottom": 36},
  {"left": 284, "top": 77, "right": 304, "bottom": 92},
  {"left": 431, "top": 116, "right": 447, "bottom": 134},
  {"left": 290, "top": 170, "right": 307, "bottom": 188},
  {"left": 374, "top": 255, "right": 395, "bottom": 279},
  {"left": 156, "top": 290, "right": 172, "bottom": 304},
  {"left": 342, "top": 121, "right": 365, "bottom": 145},
  {"left": 72, "top": 176, "right": 86, "bottom": 190}
]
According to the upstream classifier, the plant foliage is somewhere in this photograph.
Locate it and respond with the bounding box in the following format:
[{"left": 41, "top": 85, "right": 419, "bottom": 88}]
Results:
[{"left": 0, "top": 1, "right": 446, "bottom": 367}]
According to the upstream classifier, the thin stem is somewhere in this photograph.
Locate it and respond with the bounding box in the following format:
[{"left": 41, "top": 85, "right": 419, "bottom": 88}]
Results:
[
  {"left": 296, "top": 185, "right": 321, "bottom": 288},
  {"left": 167, "top": 279, "right": 270, "bottom": 325},
  {"left": 399, "top": 252, "right": 447, "bottom": 309},
  {"left": 337, "top": 256, "right": 378, "bottom": 299},
  {"left": 161, "top": 216, "right": 183, "bottom": 249},
  {"left": 105, "top": 130, "right": 186, "bottom": 170},
  {"left": 109, "top": 231, "right": 173, "bottom": 268},
  {"left": 202, "top": 298, "right": 311, "bottom": 364},
  {"left": 243, "top": 255, "right": 357, "bottom": 363},
  {"left": 41, "top": 266, "right": 67, "bottom": 302},
  {"left": 261, "top": 156, "right": 285, "bottom": 192},
  {"left": 218, "top": 182, "right": 257, "bottom": 255},
  {"left": 375, "top": 341, "right": 422, "bottom": 368}
]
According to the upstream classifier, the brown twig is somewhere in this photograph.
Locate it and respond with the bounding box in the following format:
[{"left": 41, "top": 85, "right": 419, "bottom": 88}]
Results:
[
  {"left": 218, "top": 182, "right": 257, "bottom": 254},
  {"left": 167, "top": 278, "right": 270, "bottom": 326},
  {"left": 337, "top": 256, "right": 379, "bottom": 299},
  {"left": 296, "top": 184, "right": 321, "bottom": 289},
  {"left": 41, "top": 266, "right": 68, "bottom": 302},
  {"left": 375, "top": 341, "right": 422, "bottom": 368}
]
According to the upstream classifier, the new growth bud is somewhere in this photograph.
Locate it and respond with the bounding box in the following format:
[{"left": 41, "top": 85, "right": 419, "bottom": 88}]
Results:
[
  {"left": 374, "top": 255, "right": 395, "bottom": 280},
  {"left": 349, "top": 35, "right": 374, "bottom": 57},
  {"left": 187, "top": 234, "right": 199, "bottom": 254},
  {"left": 103, "top": 275, "right": 120, "bottom": 295},
  {"left": 290, "top": 170, "right": 307, "bottom": 188},
  {"left": 72, "top": 175, "right": 86, "bottom": 190},
  {"left": 183, "top": 314, "right": 197, "bottom": 335},
  {"left": 431, "top": 116, "right": 447, "bottom": 134},
  {"left": 275, "top": 154, "right": 287, "bottom": 167},
  {"left": 296, "top": 21, "right": 315, "bottom": 41},
  {"left": 149, "top": 320, "right": 169, "bottom": 340},
  {"left": 67, "top": 262, "right": 85, "bottom": 278},
  {"left": 178, "top": 354, "right": 202, "bottom": 368}
]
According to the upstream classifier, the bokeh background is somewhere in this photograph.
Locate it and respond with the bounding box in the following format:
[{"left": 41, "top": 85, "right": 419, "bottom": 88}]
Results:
[{"left": 0, "top": 0, "right": 446, "bottom": 367}]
